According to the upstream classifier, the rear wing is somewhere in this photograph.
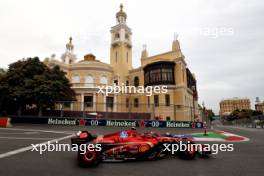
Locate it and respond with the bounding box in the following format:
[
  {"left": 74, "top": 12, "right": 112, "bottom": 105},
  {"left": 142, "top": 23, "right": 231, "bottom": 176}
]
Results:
[{"left": 71, "top": 131, "right": 95, "bottom": 145}]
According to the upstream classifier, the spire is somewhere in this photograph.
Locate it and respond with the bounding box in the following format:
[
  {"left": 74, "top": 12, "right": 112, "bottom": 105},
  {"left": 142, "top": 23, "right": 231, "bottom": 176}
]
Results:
[
  {"left": 141, "top": 44, "right": 148, "bottom": 58},
  {"left": 61, "top": 36, "right": 77, "bottom": 64},
  {"left": 116, "top": 4, "right": 127, "bottom": 24},
  {"left": 66, "top": 36, "right": 74, "bottom": 53},
  {"left": 256, "top": 97, "right": 260, "bottom": 104},
  {"left": 110, "top": 4, "right": 132, "bottom": 46},
  {"left": 172, "top": 32, "right": 180, "bottom": 51},
  {"left": 174, "top": 33, "right": 178, "bottom": 41}
]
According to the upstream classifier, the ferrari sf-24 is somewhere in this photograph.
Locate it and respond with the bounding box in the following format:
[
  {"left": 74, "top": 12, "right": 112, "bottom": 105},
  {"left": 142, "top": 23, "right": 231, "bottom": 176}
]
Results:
[{"left": 71, "top": 128, "right": 211, "bottom": 167}]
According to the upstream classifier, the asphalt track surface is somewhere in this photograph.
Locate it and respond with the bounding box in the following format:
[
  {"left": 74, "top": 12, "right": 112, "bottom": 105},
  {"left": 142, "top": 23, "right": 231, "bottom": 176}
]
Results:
[{"left": 0, "top": 124, "right": 264, "bottom": 176}]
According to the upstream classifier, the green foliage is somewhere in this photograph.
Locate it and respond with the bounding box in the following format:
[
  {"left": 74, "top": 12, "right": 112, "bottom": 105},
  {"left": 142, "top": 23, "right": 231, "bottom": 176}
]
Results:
[
  {"left": 206, "top": 109, "right": 215, "bottom": 121},
  {"left": 230, "top": 109, "right": 240, "bottom": 117},
  {"left": 252, "top": 110, "right": 263, "bottom": 116},
  {"left": 0, "top": 68, "right": 6, "bottom": 84},
  {"left": 228, "top": 109, "right": 262, "bottom": 120},
  {"left": 0, "top": 57, "right": 75, "bottom": 115}
]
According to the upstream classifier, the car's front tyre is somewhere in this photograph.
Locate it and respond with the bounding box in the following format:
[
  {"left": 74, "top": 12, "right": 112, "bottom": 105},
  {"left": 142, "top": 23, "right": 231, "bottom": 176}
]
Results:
[
  {"left": 77, "top": 150, "right": 101, "bottom": 167},
  {"left": 178, "top": 141, "right": 196, "bottom": 160}
]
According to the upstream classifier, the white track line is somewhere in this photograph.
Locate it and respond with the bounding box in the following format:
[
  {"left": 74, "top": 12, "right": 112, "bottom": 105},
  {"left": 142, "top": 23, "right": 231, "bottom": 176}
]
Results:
[
  {"left": 0, "top": 128, "right": 73, "bottom": 134},
  {"left": 193, "top": 138, "right": 225, "bottom": 142},
  {"left": 0, "top": 132, "right": 40, "bottom": 135},
  {"left": 216, "top": 130, "right": 250, "bottom": 142},
  {"left": 0, "top": 134, "right": 74, "bottom": 159},
  {"left": 0, "top": 137, "right": 54, "bottom": 140},
  {"left": 191, "top": 130, "right": 249, "bottom": 142},
  {"left": 0, "top": 132, "right": 36, "bottom": 135}
]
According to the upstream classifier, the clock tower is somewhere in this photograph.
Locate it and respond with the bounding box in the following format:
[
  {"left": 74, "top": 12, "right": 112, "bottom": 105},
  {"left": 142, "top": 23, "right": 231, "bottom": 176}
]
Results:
[{"left": 110, "top": 4, "right": 132, "bottom": 85}]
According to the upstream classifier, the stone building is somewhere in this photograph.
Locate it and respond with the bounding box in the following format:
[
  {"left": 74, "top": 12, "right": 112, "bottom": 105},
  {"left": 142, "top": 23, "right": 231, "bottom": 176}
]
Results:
[
  {"left": 44, "top": 4, "right": 198, "bottom": 121},
  {"left": 219, "top": 98, "right": 251, "bottom": 116}
]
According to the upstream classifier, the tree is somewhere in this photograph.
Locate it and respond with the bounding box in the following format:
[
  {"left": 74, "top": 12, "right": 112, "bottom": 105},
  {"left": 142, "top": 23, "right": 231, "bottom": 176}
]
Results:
[
  {"left": 0, "top": 68, "right": 7, "bottom": 113},
  {"left": 229, "top": 109, "right": 262, "bottom": 120},
  {"left": 0, "top": 68, "right": 6, "bottom": 78},
  {"left": 206, "top": 109, "right": 215, "bottom": 121},
  {"left": 252, "top": 110, "right": 262, "bottom": 116},
  {"left": 0, "top": 57, "right": 75, "bottom": 116}
]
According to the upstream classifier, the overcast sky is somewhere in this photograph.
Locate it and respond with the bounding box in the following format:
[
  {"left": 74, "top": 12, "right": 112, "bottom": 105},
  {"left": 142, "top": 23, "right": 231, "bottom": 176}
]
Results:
[{"left": 0, "top": 0, "right": 263, "bottom": 113}]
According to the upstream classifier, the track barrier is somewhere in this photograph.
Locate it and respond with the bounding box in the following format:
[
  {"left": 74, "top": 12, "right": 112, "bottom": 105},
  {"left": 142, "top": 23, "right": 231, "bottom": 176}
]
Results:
[
  {"left": 0, "top": 117, "right": 12, "bottom": 128},
  {"left": 10, "top": 116, "right": 204, "bottom": 128}
]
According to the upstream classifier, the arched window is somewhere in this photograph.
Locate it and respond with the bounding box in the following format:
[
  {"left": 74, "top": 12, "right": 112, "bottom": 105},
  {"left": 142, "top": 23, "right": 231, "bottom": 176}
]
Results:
[
  {"left": 126, "top": 52, "right": 128, "bottom": 63},
  {"left": 134, "top": 76, "right": 139, "bottom": 87},
  {"left": 100, "top": 75, "right": 108, "bottom": 85},
  {"left": 72, "top": 74, "right": 80, "bottom": 83},
  {"left": 115, "top": 51, "right": 118, "bottom": 63},
  {"left": 134, "top": 98, "right": 139, "bottom": 108},
  {"left": 85, "top": 75, "right": 94, "bottom": 86},
  {"left": 125, "top": 33, "right": 129, "bottom": 40},
  {"left": 115, "top": 33, "right": 120, "bottom": 40}
]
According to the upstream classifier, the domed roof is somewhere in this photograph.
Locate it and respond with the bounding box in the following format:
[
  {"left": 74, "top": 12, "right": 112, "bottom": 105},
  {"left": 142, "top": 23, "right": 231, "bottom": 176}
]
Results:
[
  {"left": 83, "top": 54, "right": 96, "bottom": 61},
  {"left": 71, "top": 54, "right": 113, "bottom": 72}
]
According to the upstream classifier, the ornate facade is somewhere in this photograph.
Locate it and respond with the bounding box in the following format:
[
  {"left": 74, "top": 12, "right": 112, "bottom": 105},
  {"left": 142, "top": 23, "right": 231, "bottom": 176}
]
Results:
[
  {"left": 219, "top": 98, "right": 251, "bottom": 116},
  {"left": 255, "top": 97, "right": 264, "bottom": 114},
  {"left": 44, "top": 4, "right": 199, "bottom": 121}
]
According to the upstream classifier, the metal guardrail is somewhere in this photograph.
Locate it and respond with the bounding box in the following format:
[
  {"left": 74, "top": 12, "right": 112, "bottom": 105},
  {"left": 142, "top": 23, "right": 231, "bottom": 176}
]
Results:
[{"left": 221, "top": 116, "right": 264, "bottom": 129}]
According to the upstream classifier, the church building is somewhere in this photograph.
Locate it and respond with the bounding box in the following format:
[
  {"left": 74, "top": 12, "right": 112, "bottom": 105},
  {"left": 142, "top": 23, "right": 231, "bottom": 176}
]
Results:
[{"left": 44, "top": 4, "right": 199, "bottom": 121}]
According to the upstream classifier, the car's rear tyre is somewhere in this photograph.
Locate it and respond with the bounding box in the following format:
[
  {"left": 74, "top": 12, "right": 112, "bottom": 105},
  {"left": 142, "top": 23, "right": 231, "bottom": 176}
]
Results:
[
  {"left": 77, "top": 150, "right": 101, "bottom": 167},
  {"left": 198, "top": 149, "right": 211, "bottom": 158},
  {"left": 146, "top": 146, "right": 163, "bottom": 160},
  {"left": 179, "top": 141, "right": 196, "bottom": 160}
]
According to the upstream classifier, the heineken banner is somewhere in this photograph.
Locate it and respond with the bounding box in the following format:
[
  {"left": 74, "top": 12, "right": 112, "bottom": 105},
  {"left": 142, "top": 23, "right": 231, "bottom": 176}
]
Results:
[
  {"left": 11, "top": 117, "right": 203, "bottom": 128},
  {"left": 49, "top": 118, "right": 203, "bottom": 128}
]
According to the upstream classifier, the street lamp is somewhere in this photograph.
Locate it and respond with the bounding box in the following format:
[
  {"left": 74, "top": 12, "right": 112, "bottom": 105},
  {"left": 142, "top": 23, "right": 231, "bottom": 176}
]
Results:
[
  {"left": 202, "top": 101, "right": 205, "bottom": 122},
  {"left": 201, "top": 101, "right": 208, "bottom": 135},
  {"left": 192, "top": 85, "right": 196, "bottom": 122}
]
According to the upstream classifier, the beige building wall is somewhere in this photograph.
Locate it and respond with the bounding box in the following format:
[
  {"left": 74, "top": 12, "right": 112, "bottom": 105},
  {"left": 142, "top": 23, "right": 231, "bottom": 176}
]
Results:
[
  {"left": 44, "top": 5, "right": 199, "bottom": 121},
  {"left": 219, "top": 98, "right": 251, "bottom": 116}
]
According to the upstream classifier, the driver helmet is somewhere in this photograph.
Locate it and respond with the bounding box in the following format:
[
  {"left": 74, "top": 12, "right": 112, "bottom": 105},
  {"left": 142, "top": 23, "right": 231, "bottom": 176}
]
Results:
[
  {"left": 131, "top": 127, "right": 136, "bottom": 131},
  {"left": 165, "top": 132, "right": 172, "bottom": 137}
]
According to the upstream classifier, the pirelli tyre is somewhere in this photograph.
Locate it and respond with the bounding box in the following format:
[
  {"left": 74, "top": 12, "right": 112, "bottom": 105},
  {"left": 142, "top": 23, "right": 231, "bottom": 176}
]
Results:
[
  {"left": 145, "top": 145, "right": 164, "bottom": 160},
  {"left": 178, "top": 140, "right": 196, "bottom": 160},
  {"left": 77, "top": 150, "right": 101, "bottom": 167}
]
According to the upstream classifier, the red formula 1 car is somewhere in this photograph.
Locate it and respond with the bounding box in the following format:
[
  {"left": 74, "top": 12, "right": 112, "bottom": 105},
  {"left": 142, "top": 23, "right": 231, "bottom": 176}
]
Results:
[{"left": 71, "top": 128, "right": 211, "bottom": 167}]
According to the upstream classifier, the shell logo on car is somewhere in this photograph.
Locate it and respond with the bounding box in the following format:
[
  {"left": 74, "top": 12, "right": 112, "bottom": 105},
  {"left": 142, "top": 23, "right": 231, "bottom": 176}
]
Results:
[{"left": 139, "top": 144, "right": 150, "bottom": 153}]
